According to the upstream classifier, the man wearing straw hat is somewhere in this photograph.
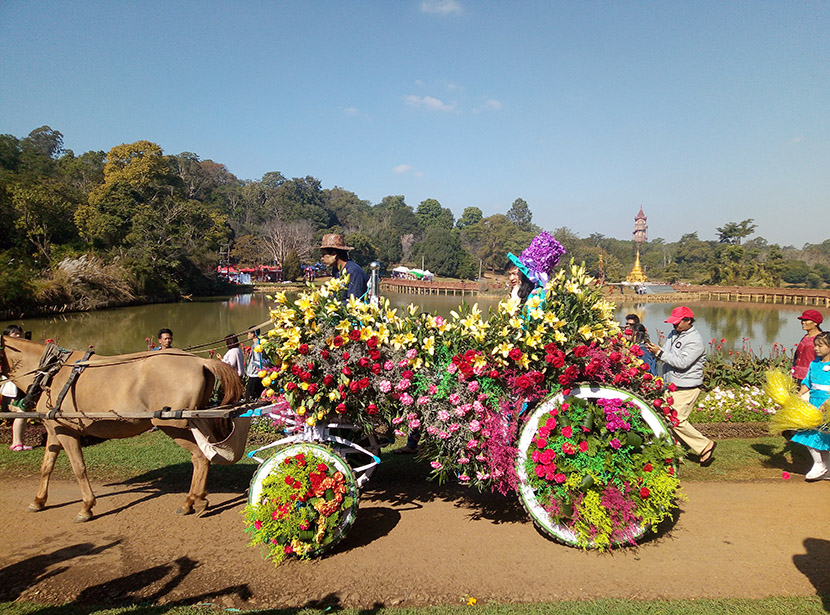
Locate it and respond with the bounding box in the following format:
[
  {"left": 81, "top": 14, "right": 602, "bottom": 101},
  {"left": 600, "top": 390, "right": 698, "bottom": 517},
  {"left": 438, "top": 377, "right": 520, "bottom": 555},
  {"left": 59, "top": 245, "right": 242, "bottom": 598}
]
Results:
[{"left": 319, "top": 233, "right": 368, "bottom": 301}]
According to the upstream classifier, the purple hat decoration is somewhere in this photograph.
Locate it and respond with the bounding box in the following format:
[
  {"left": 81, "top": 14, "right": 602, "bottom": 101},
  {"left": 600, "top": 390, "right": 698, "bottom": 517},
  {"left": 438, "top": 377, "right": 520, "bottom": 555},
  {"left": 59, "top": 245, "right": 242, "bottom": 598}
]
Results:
[{"left": 507, "top": 231, "right": 566, "bottom": 288}]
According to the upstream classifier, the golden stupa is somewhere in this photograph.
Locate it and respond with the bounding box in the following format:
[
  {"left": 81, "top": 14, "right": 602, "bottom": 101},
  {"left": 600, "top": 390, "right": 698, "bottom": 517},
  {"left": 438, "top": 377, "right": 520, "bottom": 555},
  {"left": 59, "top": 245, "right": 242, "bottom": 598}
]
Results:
[{"left": 626, "top": 249, "right": 648, "bottom": 283}]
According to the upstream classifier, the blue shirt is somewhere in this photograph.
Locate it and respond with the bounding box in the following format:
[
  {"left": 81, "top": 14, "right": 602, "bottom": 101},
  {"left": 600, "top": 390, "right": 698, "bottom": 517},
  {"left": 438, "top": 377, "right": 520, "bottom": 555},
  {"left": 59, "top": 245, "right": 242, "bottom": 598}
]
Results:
[
  {"left": 803, "top": 359, "right": 830, "bottom": 409},
  {"left": 339, "top": 260, "right": 368, "bottom": 301}
]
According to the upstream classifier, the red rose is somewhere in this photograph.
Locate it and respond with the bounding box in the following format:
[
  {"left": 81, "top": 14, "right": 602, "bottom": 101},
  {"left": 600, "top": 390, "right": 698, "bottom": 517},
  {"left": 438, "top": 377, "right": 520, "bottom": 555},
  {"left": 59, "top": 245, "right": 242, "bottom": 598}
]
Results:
[
  {"left": 291, "top": 365, "right": 300, "bottom": 375},
  {"left": 307, "top": 383, "right": 318, "bottom": 395},
  {"left": 371, "top": 363, "right": 382, "bottom": 374},
  {"left": 666, "top": 396, "right": 674, "bottom": 405},
  {"left": 333, "top": 335, "right": 344, "bottom": 347},
  {"left": 561, "top": 425, "right": 573, "bottom": 438},
  {"left": 323, "top": 375, "right": 334, "bottom": 386},
  {"left": 367, "top": 403, "right": 379, "bottom": 415},
  {"left": 349, "top": 381, "right": 359, "bottom": 393},
  {"left": 349, "top": 329, "right": 361, "bottom": 341},
  {"left": 644, "top": 463, "right": 653, "bottom": 472},
  {"left": 367, "top": 336, "right": 378, "bottom": 349},
  {"left": 299, "top": 372, "right": 310, "bottom": 382},
  {"left": 535, "top": 438, "right": 547, "bottom": 449},
  {"left": 285, "top": 382, "right": 297, "bottom": 391},
  {"left": 370, "top": 349, "right": 381, "bottom": 360},
  {"left": 572, "top": 345, "right": 589, "bottom": 357},
  {"left": 609, "top": 352, "right": 621, "bottom": 363},
  {"left": 321, "top": 349, "right": 330, "bottom": 360},
  {"left": 551, "top": 355, "right": 565, "bottom": 368},
  {"left": 640, "top": 487, "right": 650, "bottom": 498},
  {"left": 667, "top": 382, "right": 677, "bottom": 392},
  {"left": 489, "top": 370, "right": 499, "bottom": 378},
  {"left": 359, "top": 357, "right": 369, "bottom": 367},
  {"left": 298, "top": 343, "right": 309, "bottom": 355},
  {"left": 531, "top": 371, "right": 545, "bottom": 384},
  {"left": 578, "top": 441, "right": 588, "bottom": 453},
  {"left": 336, "top": 403, "right": 347, "bottom": 414},
  {"left": 359, "top": 377, "right": 370, "bottom": 389},
  {"left": 317, "top": 463, "right": 328, "bottom": 472},
  {"left": 516, "top": 374, "right": 533, "bottom": 389},
  {"left": 508, "top": 348, "right": 522, "bottom": 361},
  {"left": 342, "top": 366, "right": 352, "bottom": 376},
  {"left": 652, "top": 398, "right": 663, "bottom": 407},
  {"left": 342, "top": 351, "right": 350, "bottom": 361},
  {"left": 402, "top": 370, "right": 414, "bottom": 380}
]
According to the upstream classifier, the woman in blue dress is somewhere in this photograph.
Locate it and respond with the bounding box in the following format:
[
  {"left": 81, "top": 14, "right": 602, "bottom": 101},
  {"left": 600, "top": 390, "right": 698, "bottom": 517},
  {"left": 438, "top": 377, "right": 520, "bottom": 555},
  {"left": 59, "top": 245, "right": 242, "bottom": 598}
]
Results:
[{"left": 792, "top": 331, "right": 830, "bottom": 480}]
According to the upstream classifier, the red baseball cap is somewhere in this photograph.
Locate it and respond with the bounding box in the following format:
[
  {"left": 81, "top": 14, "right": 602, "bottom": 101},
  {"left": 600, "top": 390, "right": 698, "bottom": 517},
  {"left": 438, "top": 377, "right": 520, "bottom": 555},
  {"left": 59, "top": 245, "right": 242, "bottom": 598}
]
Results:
[
  {"left": 665, "top": 306, "right": 695, "bottom": 324},
  {"left": 797, "top": 309, "right": 823, "bottom": 324}
]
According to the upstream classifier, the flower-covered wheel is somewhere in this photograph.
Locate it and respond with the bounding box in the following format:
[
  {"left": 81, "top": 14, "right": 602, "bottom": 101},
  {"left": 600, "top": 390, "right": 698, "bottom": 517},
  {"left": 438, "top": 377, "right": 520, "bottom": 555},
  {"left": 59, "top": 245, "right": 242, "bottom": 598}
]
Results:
[
  {"left": 245, "top": 443, "right": 359, "bottom": 565},
  {"left": 516, "top": 384, "right": 681, "bottom": 550}
]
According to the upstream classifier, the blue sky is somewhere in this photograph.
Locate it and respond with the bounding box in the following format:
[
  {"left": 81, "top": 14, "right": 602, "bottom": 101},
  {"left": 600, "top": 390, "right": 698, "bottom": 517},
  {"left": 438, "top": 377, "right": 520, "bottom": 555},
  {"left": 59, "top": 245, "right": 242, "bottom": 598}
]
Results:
[{"left": 1, "top": 1, "right": 828, "bottom": 247}]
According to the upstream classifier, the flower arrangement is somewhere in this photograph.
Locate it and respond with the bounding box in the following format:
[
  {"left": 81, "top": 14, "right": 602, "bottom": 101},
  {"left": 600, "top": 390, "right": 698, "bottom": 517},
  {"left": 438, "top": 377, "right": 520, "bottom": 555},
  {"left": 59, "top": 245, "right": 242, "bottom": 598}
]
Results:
[
  {"left": 520, "top": 391, "right": 681, "bottom": 550},
  {"left": 690, "top": 385, "right": 777, "bottom": 423},
  {"left": 244, "top": 444, "right": 358, "bottom": 565}
]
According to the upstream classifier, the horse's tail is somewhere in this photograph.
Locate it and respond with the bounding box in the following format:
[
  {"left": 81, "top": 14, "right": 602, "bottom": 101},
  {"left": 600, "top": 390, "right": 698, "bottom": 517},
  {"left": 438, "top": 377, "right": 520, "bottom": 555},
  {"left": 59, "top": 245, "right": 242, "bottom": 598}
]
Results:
[{"left": 203, "top": 359, "right": 245, "bottom": 405}]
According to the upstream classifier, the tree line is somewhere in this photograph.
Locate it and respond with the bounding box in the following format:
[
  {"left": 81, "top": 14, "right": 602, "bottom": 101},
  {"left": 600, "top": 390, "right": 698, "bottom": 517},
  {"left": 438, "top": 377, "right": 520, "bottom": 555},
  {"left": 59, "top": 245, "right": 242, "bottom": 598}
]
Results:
[{"left": 2, "top": 126, "right": 828, "bottom": 316}]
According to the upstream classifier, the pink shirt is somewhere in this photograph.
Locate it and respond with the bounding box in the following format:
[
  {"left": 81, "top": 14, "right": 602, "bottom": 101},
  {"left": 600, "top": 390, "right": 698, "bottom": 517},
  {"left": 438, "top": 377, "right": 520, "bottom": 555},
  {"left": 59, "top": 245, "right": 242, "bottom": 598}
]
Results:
[{"left": 792, "top": 334, "right": 817, "bottom": 381}]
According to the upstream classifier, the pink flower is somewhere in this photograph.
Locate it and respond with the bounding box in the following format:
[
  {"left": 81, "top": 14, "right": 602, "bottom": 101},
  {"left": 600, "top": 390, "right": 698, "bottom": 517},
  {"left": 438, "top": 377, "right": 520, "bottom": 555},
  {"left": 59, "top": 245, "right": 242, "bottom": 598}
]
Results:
[
  {"left": 458, "top": 474, "right": 470, "bottom": 482},
  {"left": 438, "top": 431, "right": 450, "bottom": 439},
  {"left": 254, "top": 520, "right": 262, "bottom": 530},
  {"left": 457, "top": 456, "right": 470, "bottom": 465},
  {"left": 554, "top": 473, "right": 566, "bottom": 483},
  {"left": 448, "top": 393, "right": 461, "bottom": 405},
  {"left": 446, "top": 363, "right": 458, "bottom": 374},
  {"left": 379, "top": 380, "right": 392, "bottom": 393},
  {"left": 782, "top": 471, "right": 790, "bottom": 480},
  {"left": 476, "top": 471, "right": 490, "bottom": 480},
  {"left": 396, "top": 379, "right": 411, "bottom": 391},
  {"left": 466, "top": 439, "right": 479, "bottom": 449},
  {"left": 469, "top": 420, "right": 481, "bottom": 433},
  {"left": 448, "top": 423, "right": 461, "bottom": 433},
  {"left": 418, "top": 396, "right": 431, "bottom": 405},
  {"left": 384, "top": 361, "right": 394, "bottom": 371},
  {"left": 561, "top": 425, "right": 573, "bottom": 438},
  {"left": 426, "top": 425, "right": 438, "bottom": 435},
  {"left": 610, "top": 438, "right": 621, "bottom": 450},
  {"left": 535, "top": 465, "right": 546, "bottom": 478},
  {"left": 578, "top": 441, "right": 588, "bottom": 453},
  {"left": 284, "top": 545, "right": 294, "bottom": 554},
  {"left": 430, "top": 461, "right": 443, "bottom": 469},
  {"left": 428, "top": 384, "right": 438, "bottom": 394},
  {"left": 409, "top": 418, "right": 421, "bottom": 429},
  {"left": 475, "top": 454, "right": 487, "bottom": 462},
  {"left": 391, "top": 416, "right": 404, "bottom": 425},
  {"left": 394, "top": 429, "right": 405, "bottom": 437},
  {"left": 435, "top": 316, "right": 444, "bottom": 326},
  {"left": 437, "top": 409, "right": 450, "bottom": 421},
  {"left": 406, "top": 348, "right": 418, "bottom": 359},
  {"left": 454, "top": 406, "right": 467, "bottom": 417},
  {"left": 467, "top": 380, "right": 480, "bottom": 393},
  {"left": 400, "top": 393, "right": 414, "bottom": 406},
  {"left": 398, "top": 359, "right": 409, "bottom": 367}
]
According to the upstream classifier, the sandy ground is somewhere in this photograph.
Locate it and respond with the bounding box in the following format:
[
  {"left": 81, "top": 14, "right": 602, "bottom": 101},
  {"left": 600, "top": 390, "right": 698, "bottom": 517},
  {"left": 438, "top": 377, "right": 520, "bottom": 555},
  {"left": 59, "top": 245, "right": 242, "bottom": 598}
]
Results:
[{"left": 1, "top": 472, "right": 829, "bottom": 610}]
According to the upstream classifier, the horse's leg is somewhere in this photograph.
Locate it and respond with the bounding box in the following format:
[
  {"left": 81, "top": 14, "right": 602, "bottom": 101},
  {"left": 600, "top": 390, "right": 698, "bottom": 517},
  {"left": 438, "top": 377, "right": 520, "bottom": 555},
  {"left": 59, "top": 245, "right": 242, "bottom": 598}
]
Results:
[
  {"left": 28, "top": 429, "right": 63, "bottom": 513},
  {"left": 158, "top": 426, "right": 210, "bottom": 516},
  {"left": 55, "top": 432, "right": 96, "bottom": 523}
]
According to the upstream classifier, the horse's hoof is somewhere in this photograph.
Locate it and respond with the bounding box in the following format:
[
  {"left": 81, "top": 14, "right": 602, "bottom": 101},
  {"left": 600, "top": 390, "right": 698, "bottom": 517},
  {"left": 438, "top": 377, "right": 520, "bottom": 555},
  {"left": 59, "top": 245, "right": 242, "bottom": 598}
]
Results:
[
  {"left": 27, "top": 503, "right": 44, "bottom": 513},
  {"left": 176, "top": 506, "right": 194, "bottom": 516},
  {"left": 194, "top": 500, "right": 209, "bottom": 517},
  {"left": 73, "top": 511, "right": 93, "bottom": 523}
]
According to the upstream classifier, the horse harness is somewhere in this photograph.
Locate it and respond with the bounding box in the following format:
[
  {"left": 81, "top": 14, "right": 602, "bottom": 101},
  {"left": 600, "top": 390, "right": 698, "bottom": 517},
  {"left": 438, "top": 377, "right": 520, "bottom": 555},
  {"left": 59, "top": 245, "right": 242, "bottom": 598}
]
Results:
[{"left": 21, "top": 343, "right": 95, "bottom": 418}]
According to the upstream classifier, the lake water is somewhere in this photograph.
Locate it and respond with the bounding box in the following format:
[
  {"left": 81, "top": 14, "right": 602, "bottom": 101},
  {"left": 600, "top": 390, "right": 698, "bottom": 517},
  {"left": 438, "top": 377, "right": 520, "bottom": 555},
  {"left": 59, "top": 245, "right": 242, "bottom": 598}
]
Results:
[{"left": 10, "top": 293, "right": 815, "bottom": 357}]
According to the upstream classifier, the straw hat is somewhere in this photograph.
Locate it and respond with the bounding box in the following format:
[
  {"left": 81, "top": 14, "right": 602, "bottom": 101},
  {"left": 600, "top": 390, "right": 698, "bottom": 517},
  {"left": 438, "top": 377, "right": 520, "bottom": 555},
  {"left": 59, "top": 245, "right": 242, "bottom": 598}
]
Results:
[{"left": 318, "top": 233, "right": 354, "bottom": 251}]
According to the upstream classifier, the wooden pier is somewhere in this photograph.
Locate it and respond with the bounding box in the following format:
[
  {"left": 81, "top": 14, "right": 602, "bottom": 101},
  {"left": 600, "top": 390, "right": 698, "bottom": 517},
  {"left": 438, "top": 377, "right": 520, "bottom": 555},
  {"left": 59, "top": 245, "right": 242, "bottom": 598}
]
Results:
[
  {"left": 380, "top": 278, "right": 500, "bottom": 296},
  {"left": 610, "top": 285, "right": 830, "bottom": 307}
]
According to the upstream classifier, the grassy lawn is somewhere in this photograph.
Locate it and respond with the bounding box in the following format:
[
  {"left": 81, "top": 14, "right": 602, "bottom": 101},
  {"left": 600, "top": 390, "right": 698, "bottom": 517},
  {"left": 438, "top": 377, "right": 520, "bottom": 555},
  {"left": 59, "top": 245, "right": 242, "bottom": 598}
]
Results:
[{"left": 1, "top": 596, "right": 828, "bottom": 615}]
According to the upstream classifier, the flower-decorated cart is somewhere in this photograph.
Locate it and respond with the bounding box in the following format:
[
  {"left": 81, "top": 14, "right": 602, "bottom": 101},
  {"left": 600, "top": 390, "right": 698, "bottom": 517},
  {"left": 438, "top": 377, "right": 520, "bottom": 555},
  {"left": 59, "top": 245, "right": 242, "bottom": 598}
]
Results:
[{"left": 243, "top": 253, "right": 684, "bottom": 564}]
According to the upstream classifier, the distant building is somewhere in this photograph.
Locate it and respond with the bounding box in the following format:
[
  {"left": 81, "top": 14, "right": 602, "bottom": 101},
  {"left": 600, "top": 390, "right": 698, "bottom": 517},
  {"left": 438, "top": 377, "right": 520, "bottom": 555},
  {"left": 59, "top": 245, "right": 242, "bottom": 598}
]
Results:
[{"left": 627, "top": 207, "right": 648, "bottom": 284}]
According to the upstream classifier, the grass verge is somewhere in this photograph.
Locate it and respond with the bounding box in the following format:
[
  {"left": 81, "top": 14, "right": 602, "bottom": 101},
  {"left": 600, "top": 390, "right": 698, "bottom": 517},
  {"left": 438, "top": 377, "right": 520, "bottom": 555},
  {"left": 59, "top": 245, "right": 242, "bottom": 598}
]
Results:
[{"left": 1, "top": 596, "right": 828, "bottom": 615}]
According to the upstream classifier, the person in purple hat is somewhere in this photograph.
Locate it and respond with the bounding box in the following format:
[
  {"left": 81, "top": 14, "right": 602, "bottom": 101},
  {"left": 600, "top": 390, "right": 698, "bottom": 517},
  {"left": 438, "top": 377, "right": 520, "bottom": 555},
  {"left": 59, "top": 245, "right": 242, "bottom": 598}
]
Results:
[
  {"left": 506, "top": 231, "right": 566, "bottom": 305},
  {"left": 646, "top": 306, "right": 717, "bottom": 466},
  {"left": 792, "top": 309, "right": 824, "bottom": 385}
]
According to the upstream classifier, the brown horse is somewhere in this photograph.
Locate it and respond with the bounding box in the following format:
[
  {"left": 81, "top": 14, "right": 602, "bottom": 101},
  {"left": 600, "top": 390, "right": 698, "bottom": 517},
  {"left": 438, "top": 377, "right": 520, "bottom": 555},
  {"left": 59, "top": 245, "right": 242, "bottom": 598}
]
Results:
[{"left": 0, "top": 335, "right": 244, "bottom": 522}]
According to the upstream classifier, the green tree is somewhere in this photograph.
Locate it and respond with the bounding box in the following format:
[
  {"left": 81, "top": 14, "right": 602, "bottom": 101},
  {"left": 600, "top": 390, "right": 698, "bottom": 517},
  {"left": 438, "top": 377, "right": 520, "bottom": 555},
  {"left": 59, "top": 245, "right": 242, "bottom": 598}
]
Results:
[
  {"left": 781, "top": 260, "right": 810, "bottom": 284},
  {"left": 282, "top": 249, "right": 301, "bottom": 281},
  {"left": 456, "top": 206, "right": 482, "bottom": 229},
  {"left": 416, "top": 198, "right": 454, "bottom": 229},
  {"left": 344, "top": 232, "right": 377, "bottom": 266},
  {"left": 716, "top": 219, "right": 757, "bottom": 245},
  {"left": 506, "top": 198, "right": 533, "bottom": 232},
  {"left": 415, "top": 227, "right": 463, "bottom": 277}
]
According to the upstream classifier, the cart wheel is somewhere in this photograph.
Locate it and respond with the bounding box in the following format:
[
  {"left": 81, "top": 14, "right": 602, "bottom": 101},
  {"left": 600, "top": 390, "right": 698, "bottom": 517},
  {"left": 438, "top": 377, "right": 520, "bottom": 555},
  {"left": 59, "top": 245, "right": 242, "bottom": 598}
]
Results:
[
  {"left": 248, "top": 442, "right": 359, "bottom": 560},
  {"left": 515, "top": 384, "right": 675, "bottom": 549}
]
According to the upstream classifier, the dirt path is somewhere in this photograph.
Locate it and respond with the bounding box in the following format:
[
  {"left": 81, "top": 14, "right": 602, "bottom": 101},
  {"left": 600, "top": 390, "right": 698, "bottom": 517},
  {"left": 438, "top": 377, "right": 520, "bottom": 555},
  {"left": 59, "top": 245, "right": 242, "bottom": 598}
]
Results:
[{"left": 1, "top": 475, "right": 829, "bottom": 610}]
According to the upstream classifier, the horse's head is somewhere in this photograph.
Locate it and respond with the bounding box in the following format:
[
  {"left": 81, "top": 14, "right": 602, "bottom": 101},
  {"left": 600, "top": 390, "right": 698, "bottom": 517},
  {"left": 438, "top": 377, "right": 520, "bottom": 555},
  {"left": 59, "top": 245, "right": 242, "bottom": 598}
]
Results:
[{"left": 0, "top": 335, "right": 44, "bottom": 390}]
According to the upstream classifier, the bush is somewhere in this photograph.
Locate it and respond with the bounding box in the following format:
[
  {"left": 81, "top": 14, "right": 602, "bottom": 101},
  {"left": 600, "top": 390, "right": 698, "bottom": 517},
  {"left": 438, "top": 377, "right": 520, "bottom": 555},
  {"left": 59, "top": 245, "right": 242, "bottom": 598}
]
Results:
[
  {"left": 690, "top": 386, "right": 776, "bottom": 423},
  {"left": 282, "top": 249, "right": 301, "bottom": 281},
  {"left": 703, "top": 342, "right": 790, "bottom": 390},
  {"left": 0, "top": 261, "right": 37, "bottom": 317}
]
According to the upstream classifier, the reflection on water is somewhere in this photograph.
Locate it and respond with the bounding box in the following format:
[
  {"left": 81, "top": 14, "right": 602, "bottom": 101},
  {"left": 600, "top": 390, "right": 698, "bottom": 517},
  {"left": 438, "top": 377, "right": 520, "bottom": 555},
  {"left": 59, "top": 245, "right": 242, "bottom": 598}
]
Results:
[{"left": 10, "top": 292, "right": 813, "bottom": 357}]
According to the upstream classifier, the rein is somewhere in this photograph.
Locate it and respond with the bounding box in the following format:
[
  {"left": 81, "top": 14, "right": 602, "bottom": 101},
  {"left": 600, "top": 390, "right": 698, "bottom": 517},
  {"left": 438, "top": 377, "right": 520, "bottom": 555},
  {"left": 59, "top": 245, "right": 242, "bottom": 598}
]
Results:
[{"left": 180, "top": 318, "right": 272, "bottom": 353}]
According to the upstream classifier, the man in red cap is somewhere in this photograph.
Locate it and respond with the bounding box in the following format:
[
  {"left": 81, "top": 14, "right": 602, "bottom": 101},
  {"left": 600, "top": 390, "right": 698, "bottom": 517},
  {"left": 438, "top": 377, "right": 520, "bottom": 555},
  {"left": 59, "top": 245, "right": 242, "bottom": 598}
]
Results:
[
  {"left": 792, "top": 310, "right": 824, "bottom": 384},
  {"left": 646, "top": 306, "right": 717, "bottom": 466}
]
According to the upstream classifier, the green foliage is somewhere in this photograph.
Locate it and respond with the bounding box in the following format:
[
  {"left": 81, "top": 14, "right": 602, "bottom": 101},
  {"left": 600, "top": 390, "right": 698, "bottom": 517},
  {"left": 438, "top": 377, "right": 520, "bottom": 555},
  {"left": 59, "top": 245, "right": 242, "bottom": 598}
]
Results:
[
  {"left": 703, "top": 344, "right": 791, "bottom": 390},
  {"left": 506, "top": 197, "right": 534, "bottom": 232},
  {"left": 282, "top": 249, "right": 302, "bottom": 281},
  {"left": 415, "top": 226, "right": 465, "bottom": 277},
  {"left": 344, "top": 232, "right": 377, "bottom": 267}
]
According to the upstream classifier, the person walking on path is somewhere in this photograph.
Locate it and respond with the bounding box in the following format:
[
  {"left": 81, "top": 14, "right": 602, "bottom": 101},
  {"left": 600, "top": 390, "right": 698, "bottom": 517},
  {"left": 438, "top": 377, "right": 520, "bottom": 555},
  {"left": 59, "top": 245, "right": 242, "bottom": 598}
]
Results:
[
  {"left": 646, "top": 306, "right": 717, "bottom": 466},
  {"left": 221, "top": 334, "right": 245, "bottom": 378},
  {"left": 245, "top": 327, "right": 265, "bottom": 402},
  {"left": 791, "top": 331, "right": 830, "bottom": 480},
  {"left": 792, "top": 310, "right": 823, "bottom": 384}
]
